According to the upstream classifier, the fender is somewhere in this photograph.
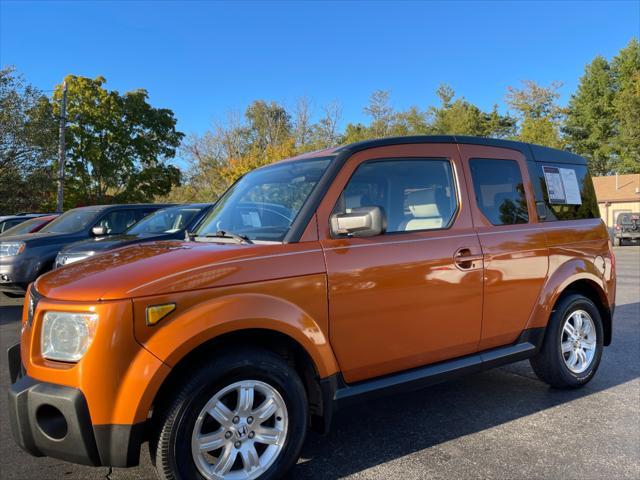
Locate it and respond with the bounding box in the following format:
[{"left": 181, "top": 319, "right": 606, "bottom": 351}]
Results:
[
  {"left": 130, "top": 274, "right": 339, "bottom": 419},
  {"left": 525, "top": 256, "right": 609, "bottom": 331}
]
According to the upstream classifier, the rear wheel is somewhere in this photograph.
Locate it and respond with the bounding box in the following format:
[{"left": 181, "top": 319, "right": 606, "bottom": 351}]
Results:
[
  {"left": 151, "top": 349, "right": 308, "bottom": 480},
  {"left": 531, "top": 294, "right": 603, "bottom": 388}
]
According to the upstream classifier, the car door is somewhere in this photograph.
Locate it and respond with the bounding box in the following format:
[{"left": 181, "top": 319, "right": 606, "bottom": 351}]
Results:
[
  {"left": 316, "top": 143, "right": 484, "bottom": 383},
  {"left": 458, "top": 144, "right": 549, "bottom": 350}
]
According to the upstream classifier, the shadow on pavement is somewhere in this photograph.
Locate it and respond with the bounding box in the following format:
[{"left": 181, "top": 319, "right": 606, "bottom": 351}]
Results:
[{"left": 0, "top": 306, "right": 22, "bottom": 326}]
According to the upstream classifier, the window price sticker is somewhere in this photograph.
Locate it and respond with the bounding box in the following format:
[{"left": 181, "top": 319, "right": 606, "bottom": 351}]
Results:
[{"left": 542, "top": 166, "right": 582, "bottom": 205}]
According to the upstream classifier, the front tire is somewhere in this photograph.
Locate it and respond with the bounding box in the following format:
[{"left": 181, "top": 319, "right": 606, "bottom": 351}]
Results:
[
  {"left": 151, "top": 348, "right": 308, "bottom": 480},
  {"left": 531, "top": 294, "right": 603, "bottom": 389}
]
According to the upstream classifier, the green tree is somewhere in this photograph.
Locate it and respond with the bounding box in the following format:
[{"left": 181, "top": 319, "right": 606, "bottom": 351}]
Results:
[
  {"left": 0, "top": 67, "right": 57, "bottom": 213},
  {"left": 244, "top": 100, "right": 291, "bottom": 150},
  {"left": 611, "top": 38, "right": 640, "bottom": 173},
  {"left": 430, "top": 84, "right": 516, "bottom": 138},
  {"left": 363, "top": 90, "right": 394, "bottom": 138},
  {"left": 52, "top": 75, "right": 183, "bottom": 207},
  {"left": 564, "top": 56, "right": 616, "bottom": 175},
  {"left": 506, "top": 80, "right": 564, "bottom": 148}
]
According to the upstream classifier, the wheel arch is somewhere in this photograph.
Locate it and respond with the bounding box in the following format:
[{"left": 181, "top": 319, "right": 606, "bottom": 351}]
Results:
[
  {"left": 529, "top": 272, "right": 613, "bottom": 348},
  {"left": 149, "top": 328, "right": 333, "bottom": 434},
  {"left": 558, "top": 278, "right": 612, "bottom": 346}
]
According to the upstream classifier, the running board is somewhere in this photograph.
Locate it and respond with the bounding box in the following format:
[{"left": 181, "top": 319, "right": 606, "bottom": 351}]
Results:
[{"left": 333, "top": 329, "right": 543, "bottom": 409}]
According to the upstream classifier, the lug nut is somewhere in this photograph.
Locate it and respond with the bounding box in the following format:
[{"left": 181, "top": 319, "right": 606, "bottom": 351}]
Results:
[
  {"left": 232, "top": 416, "right": 240, "bottom": 424},
  {"left": 234, "top": 441, "right": 241, "bottom": 448},
  {"left": 248, "top": 431, "right": 255, "bottom": 439},
  {"left": 247, "top": 416, "right": 253, "bottom": 424},
  {"left": 225, "top": 431, "right": 232, "bottom": 439}
]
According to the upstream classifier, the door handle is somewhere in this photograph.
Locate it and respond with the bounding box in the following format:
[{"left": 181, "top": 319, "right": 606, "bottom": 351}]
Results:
[{"left": 454, "top": 248, "right": 483, "bottom": 270}]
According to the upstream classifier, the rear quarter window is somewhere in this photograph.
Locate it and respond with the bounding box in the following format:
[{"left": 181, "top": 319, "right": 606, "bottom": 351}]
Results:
[{"left": 534, "top": 163, "right": 599, "bottom": 221}]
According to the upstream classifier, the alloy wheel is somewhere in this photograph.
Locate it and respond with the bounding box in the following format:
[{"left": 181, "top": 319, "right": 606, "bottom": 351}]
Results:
[
  {"left": 191, "top": 380, "right": 288, "bottom": 480},
  {"left": 561, "top": 309, "right": 597, "bottom": 374}
]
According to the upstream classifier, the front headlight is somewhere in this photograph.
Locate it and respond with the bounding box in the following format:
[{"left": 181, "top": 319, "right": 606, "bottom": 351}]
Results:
[
  {"left": 56, "top": 251, "right": 94, "bottom": 268},
  {"left": 41, "top": 311, "right": 98, "bottom": 362},
  {"left": 0, "top": 241, "right": 25, "bottom": 257}
]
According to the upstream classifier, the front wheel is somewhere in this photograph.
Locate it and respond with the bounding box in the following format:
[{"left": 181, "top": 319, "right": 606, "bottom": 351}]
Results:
[
  {"left": 151, "top": 349, "right": 308, "bottom": 480},
  {"left": 531, "top": 294, "right": 604, "bottom": 388}
]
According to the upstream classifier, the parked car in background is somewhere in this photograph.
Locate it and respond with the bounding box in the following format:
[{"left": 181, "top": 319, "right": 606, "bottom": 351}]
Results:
[
  {"left": 613, "top": 212, "right": 639, "bottom": 246},
  {"left": 7, "top": 136, "right": 615, "bottom": 480},
  {"left": 0, "top": 214, "right": 59, "bottom": 237},
  {"left": 0, "top": 214, "right": 49, "bottom": 234},
  {"left": 55, "top": 203, "right": 214, "bottom": 268},
  {"left": 0, "top": 203, "right": 172, "bottom": 296}
]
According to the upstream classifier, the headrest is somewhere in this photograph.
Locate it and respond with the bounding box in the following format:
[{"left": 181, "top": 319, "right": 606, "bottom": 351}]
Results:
[{"left": 407, "top": 189, "right": 440, "bottom": 218}]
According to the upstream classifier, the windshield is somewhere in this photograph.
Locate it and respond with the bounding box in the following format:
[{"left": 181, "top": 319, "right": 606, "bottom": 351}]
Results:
[
  {"left": 195, "top": 157, "right": 333, "bottom": 242},
  {"left": 0, "top": 217, "right": 45, "bottom": 237},
  {"left": 128, "top": 206, "right": 203, "bottom": 234},
  {"left": 40, "top": 209, "right": 99, "bottom": 234},
  {"left": 618, "top": 213, "right": 639, "bottom": 224}
]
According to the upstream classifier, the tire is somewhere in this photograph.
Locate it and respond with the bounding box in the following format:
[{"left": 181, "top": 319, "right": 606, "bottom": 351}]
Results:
[
  {"left": 613, "top": 236, "right": 621, "bottom": 246},
  {"left": 151, "top": 348, "right": 308, "bottom": 480},
  {"left": 530, "top": 294, "right": 604, "bottom": 389}
]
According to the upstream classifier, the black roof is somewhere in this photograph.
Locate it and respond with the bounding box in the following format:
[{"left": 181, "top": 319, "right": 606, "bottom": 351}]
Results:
[{"left": 335, "top": 135, "right": 587, "bottom": 165}]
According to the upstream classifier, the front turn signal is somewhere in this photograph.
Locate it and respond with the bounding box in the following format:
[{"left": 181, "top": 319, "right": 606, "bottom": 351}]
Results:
[{"left": 146, "top": 303, "right": 176, "bottom": 326}]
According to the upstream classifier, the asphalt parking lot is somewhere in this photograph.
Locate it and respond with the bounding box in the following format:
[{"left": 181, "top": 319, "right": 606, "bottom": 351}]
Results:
[{"left": 0, "top": 247, "right": 638, "bottom": 479}]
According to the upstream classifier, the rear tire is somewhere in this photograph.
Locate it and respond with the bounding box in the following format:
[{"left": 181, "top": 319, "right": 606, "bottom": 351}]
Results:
[
  {"left": 530, "top": 294, "right": 603, "bottom": 389},
  {"left": 150, "top": 348, "right": 308, "bottom": 480}
]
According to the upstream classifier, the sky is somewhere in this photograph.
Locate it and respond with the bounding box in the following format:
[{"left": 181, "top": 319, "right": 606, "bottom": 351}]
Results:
[{"left": 1, "top": 0, "right": 639, "bottom": 141}]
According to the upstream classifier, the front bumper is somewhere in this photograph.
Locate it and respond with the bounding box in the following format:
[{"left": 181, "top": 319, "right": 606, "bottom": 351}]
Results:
[
  {"left": 0, "top": 258, "right": 35, "bottom": 293},
  {"left": 7, "top": 343, "right": 144, "bottom": 467},
  {"left": 616, "top": 232, "right": 640, "bottom": 239}
]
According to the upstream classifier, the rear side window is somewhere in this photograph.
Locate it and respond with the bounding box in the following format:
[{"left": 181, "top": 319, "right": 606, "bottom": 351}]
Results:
[
  {"left": 535, "top": 163, "right": 600, "bottom": 221},
  {"left": 334, "top": 158, "right": 458, "bottom": 233},
  {"left": 470, "top": 159, "right": 529, "bottom": 225},
  {"left": 96, "top": 209, "right": 138, "bottom": 235}
]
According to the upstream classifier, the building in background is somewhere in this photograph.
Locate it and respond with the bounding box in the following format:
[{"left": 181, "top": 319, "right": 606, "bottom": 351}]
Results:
[{"left": 592, "top": 174, "right": 640, "bottom": 228}]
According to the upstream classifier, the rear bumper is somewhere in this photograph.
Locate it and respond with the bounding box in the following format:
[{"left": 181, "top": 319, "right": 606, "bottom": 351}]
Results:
[{"left": 7, "top": 343, "right": 144, "bottom": 468}]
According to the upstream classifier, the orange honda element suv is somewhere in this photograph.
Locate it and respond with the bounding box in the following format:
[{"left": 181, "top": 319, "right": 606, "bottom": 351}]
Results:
[{"left": 8, "top": 136, "right": 616, "bottom": 480}]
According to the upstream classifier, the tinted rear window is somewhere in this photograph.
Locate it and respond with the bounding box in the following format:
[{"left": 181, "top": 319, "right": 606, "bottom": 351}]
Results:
[
  {"left": 534, "top": 163, "right": 599, "bottom": 221},
  {"left": 470, "top": 159, "right": 529, "bottom": 225}
]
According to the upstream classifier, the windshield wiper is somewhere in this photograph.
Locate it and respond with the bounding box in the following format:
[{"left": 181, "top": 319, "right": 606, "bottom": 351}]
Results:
[{"left": 195, "top": 230, "right": 254, "bottom": 244}]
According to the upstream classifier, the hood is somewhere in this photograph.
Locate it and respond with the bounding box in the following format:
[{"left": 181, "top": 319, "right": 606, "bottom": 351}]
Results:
[
  {"left": 61, "top": 232, "right": 170, "bottom": 254},
  {"left": 0, "top": 231, "right": 79, "bottom": 245},
  {"left": 35, "top": 240, "right": 325, "bottom": 301}
]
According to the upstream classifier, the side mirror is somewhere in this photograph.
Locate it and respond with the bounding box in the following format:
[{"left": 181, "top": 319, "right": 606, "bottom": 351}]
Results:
[
  {"left": 330, "top": 206, "right": 386, "bottom": 238},
  {"left": 91, "top": 226, "right": 106, "bottom": 236}
]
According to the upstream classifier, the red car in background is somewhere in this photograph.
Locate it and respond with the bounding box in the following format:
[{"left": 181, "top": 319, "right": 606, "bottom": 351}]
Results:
[{"left": 0, "top": 214, "right": 59, "bottom": 237}]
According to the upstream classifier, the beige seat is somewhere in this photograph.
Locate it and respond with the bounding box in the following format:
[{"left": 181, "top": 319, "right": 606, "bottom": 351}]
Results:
[{"left": 402, "top": 189, "right": 443, "bottom": 231}]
